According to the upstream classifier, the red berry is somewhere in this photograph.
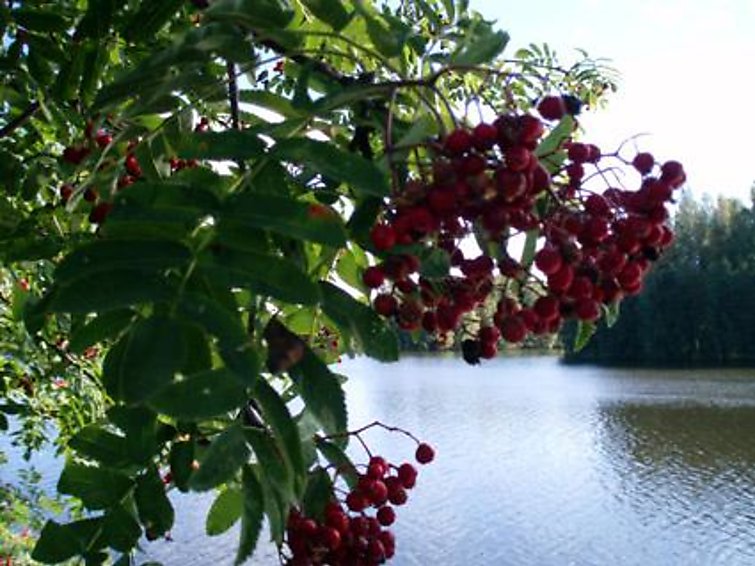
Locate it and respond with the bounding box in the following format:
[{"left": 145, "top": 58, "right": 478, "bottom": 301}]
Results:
[
  {"left": 547, "top": 264, "right": 575, "bottom": 293},
  {"left": 660, "top": 160, "right": 685, "bottom": 188},
  {"left": 362, "top": 266, "right": 385, "bottom": 289},
  {"left": 388, "top": 485, "right": 408, "bottom": 505},
  {"left": 575, "top": 298, "right": 601, "bottom": 321},
  {"left": 567, "top": 143, "right": 590, "bottom": 163},
  {"left": 377, "top": 506, "right": 396, "bottom": 526},
  {"left": 479, "top": 325, "right": 500, "bottom": 344},
  {"left": 415, "top": 442, "right": 435, "bottom": 465},
  {"left": 370, "top": 223, "right": 396, "bottom": 251},
  {"left": 367, "top": 480, "right": 388, "bottom": 506},
  {"left": 320, "top": 526, "right": 341, "bottom": 550},
  {"left": 83, "top": 187, "right": 99, "bottom": 203},
  {"left": 88, "top": 202, "right": 113, "bottom": 224},
  {"left": 368, "top": 539, "right": 387, "bottom": 562},
  {"left": 59, "top": 184, "right": 74, "bottom": 204},
  {"left": 444, "top": 128, "right": 473, "bottom": 155},
  {"left": 500, "top": 316, "right": 527, "bottom": 343},
  {"left": 346, "top": 491, "right": 367, "bottom": 512},
  {"left": 632, "top": 152, "right": 655, "bottom": 175},
  {"left": 125, "top": 154, "right": 142, "bottom": 177},
  {"left": 95, "top": 130, "right": 112, "bottom": 149},
  {"left": 397, "top": 463, "right": 417, "bottom": 488},
  {"left": 534, "top": 247, "right": 563, "bottom": 275},
  {"left": 367, "top": 456, "right": 388, "bottom": 479},
  {"left": 373, "top": 294, "right": 397, "bottom": 317},
  {"left": 472, "top": 122, "right": 498, "bottom": 150},
  {"left": 537, "top": 95, "right": 566, "bottom": 121},
  {"left": 533, "top": 295, "right": 560, "bottom": 321}
]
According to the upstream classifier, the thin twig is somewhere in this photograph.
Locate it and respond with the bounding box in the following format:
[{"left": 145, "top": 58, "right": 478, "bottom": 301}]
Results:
[{"left": 0, "top": 101, "right": 40, "bottom": 138}]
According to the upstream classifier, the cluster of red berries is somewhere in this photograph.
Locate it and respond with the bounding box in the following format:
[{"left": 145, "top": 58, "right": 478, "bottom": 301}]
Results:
[
  {"left": 284, "top": 442, "right": 435, "bottom": 565},
  {"left": 58, "top": 118, "right": 208, "bottom": 224},
  {"left": 364, "top": 95, "right": 685, "bottom": 362}
]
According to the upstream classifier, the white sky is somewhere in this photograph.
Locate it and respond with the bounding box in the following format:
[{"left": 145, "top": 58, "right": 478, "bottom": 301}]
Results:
[{"left": 472, "top": 0, "right": 755, "bottom": 202}]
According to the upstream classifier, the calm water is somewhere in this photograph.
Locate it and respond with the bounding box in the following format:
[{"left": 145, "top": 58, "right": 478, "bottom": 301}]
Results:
[{"left": 5, "top": 356, "right": 755, "bottom": 565}]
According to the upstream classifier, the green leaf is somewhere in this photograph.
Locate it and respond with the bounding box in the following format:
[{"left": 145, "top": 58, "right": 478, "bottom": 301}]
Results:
[
  {"left": 107, "top": 406, "right": 162, "bottom": 464},
  {"left": 76, "top": 0, "right": 118, "bottom": 39},
  {"left": 135, "top": 465, "right": 175, "bottom": 537},
  {"left": 96, "top": 505, "right": 142, "bottom": 553},
  {"left": 253, "top": 378, "right": 305, "bottom": 480},
  {"left": 235, "top": 465, "right": 265, "bottom": 565},
  {"left": 573, "top": 320, "right": 597, "bottom": 352},
  {"left": 301, "top": 467, "right": 333, "bottom": 521},
  {"left": 47, "top": 269, "right": 174, "bottom": 314},
  {"left": 519, "top": 229, "right": 539, "bottom": 268},
  {"left": 272, "top": 138, "right": 389, "bottom": 197},
  {"left": 319, "top": 281, "right": 399, "bottom": 361},
  {"left": 301, "top": 0, "right": 351, "bottom": 30},
  {"left": 103, "top": 314, "right": 187, "bottom": 404},
  {"left": 0, "top": 412, "right": 7, "bottom": 431},
  {"left": 12, "top": 8, "right": 68, "bottom": 32},
  {"left": 177, "top": 130, "right": 265, "bottom": 161},
  {"left": 535, "top": 114, "right": 574, "bottom": 173},
  {"left": 205, "top": 0, "right": 294, "bottom": 29},
  {"left": 32, "top": 519, "right": 103, "bottom": 564},
  {"left": 244, "top": 428, "right": 292, "bottom": 498},
  {"left": 316, "top": 439, "right": 357, "bottom": 490},
  {"left": 223, "top": 193, "right": 347, "bottom": 248},
  {"left": 364, "top": 14, "right": 402, "bottom": 58},
  {"left": 189, "top": 424, "right": 250, "bottom": 491},
  {"left": 418, "top": 247, "right": 451, "bottom": 279},
  {"left": 450, "top": 19, "right": 508, "bottom": 66},
  {"left": 55, "top": 240, "right": 192, "bottom": 285},
  {"left": 206, "top": 487, "right": 244, "bottom": 536},
  {"left": 148, "top": 368, "right": 247, "bottom": 420},
  {"left": 69, "top": 309, "right": 135, "bottom": 354},
  {"left": 169, "top": 440, "right": 195, "bottom": 492},
  {"left": 69, "top": 425, "right": 131, "bottom": 468},
  {"left": 58, "top": 462, "right": 134, "bottom": 510},
  {"left": 603, "top": 301, "right": 621, "bottom": 328},
  {"left": 202, "top": 248, "right": 320, "bottom": 305},
  {"left": 123, "top": 0, "right": 185, "bottom": 42},
  {"left": 289, "top": 348, "right": 347, "bottom": 435}
]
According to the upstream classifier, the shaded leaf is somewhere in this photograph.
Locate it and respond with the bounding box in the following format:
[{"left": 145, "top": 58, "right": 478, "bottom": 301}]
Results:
[
  {"left": 253, "top": 378, "right": 305, "bottom": 479},
  {"left": 319, "top": 282, "right": 399, "bottom": 361},
  {"left": 289, "top": 348, "right": 347, "bottom": 435},
  {"left": 68, "top": 309, "right": 136, "bottom": 354},
  {"left": 148, "top": 368, "right": 247, "bottom": 420},
  {"left": 32, "top": 519, "right": 103, "bottom": 564},
  {"left": 235, "top": 465, "right": 265, "bottom": 565},
  {"left": 189, "top": 424, "right": 250, "bottom": 491},
  {"left": 58, "top": 462, "right": 134, "bottom": 510},
  {"left": 135, "top": 465, "right": 175, "bottom": 537},
  {"left": 272, "top": 138, "right": 389, "bottom": 197},
  {"left": 177, "top": 130, "right": 265, "bottom": 160}
]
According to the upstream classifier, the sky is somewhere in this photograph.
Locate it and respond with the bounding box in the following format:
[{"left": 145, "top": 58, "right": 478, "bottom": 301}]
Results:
[{"left": 471, "top": 0, "right": 755, "bottom": 202}]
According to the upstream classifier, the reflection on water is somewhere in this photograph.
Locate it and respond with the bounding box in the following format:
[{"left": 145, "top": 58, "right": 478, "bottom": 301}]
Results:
[{"left": 5, "top": 356, "right": 755, "bottom": 565}]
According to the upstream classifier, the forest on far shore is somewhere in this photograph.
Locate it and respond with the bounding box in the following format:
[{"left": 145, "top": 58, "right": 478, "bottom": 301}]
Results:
[{"left": 563, "top": 189, "right": 755, "bottom": 367}]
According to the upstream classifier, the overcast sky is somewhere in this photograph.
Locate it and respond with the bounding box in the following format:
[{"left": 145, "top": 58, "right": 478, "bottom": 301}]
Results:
[{"left": 471, "top": 0, "right": 755, "bottom": 202}]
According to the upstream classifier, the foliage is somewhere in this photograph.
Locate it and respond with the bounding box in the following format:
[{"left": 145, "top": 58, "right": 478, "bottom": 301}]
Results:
[
  {"left": 563, "top": 190, "right": 755, "bottom": 366},
  {"left": 0, "top": 0, "right": 661, "bottom": 564}
]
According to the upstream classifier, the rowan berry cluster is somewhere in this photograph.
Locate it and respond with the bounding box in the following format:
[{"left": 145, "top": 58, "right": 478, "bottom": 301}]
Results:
[
  {"left": 364, "top": 95, "right": 685, "bottom": 362},
  {"left": 284, "top": 427, "right": 435, "bottom": 565},
  {"left": 58, "top": 118, "right": 206, "bottom": 224}
]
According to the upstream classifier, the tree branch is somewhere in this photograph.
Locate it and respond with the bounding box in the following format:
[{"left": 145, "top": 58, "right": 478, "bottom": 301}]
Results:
[{"left": 0, "top": 101, "right": 40, "bottom": 139}]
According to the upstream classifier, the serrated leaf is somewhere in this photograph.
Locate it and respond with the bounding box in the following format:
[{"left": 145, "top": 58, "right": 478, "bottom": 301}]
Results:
[
  {"left": 289, "top": 348, "right": 347, "bottom": 435},
  {"left": 319, "top": 281, "right": 399, "bottom": 361},
  {"left": 301, "top": 0, "right": 350, "bottom": 30},
  {"left": 55, "top": 240, "right": 191, "bottom": 283},
  {"left": 96, "top": 505, "right": 141, "bottom": 553},
  {"left": 418, "top": 247, "right": 451, "bottom": 279},
  {"left": 32, "top": 519, "right": 103, "bottom": 564},
  {"left": 301, "top": 467, "right": 333, "bottom": 521},
  {"left": 201, "top": 248, "right": 320, "bottom": 305},
  {"left": 272, "top": 138, "right": 389, "bottom": 197},
  {"left": 177, "top": 130, "right": 265, "bottom": 160},
  {"left": 244, "top": 428, "right": 292, "bottom": 498},
  {"left": 47, "top": 269, "right": 174, "bottom": 314},
  {"left": 235, "top": 465, "right": 265, "bottom": 565},
  {"left": 148, "top": 368, "right": 247, "bottom": 420},
  {"left": 316, "top": 439, "right": 357, "bottom": 490},
  {"left": 450, "top": 19, "right": 508, "bottom": 66},
  {"left": 535, "top": 114, "right": 574, "bottom": 174},
  {"left": 103, "top": 314, "right": 187, "bottom": 404},
  {"left": 206, "top": 487, "right": 244, "bottom": 536},
  {"left": 205, "top": 0, "right": 295, "bottom": 29},
  {"left": 69, "top": 425, "right": 131, "bottom": 468},
  {"left": 122, "top": 0, "right": 185, "bottom": 42},
  {"left": 69, "top": 309, "right": 135, "bottom": 354},
  {"left": 603, "top": 301, "right": 621, "bottom": 328},
  {"left": 58, "top": 462, "right": 134, "bottom": 510},
  {"left": 223, "top": 193, "right": 347, "bottom": 248},
  {"left": 254, "top": 379, "right": 305, "bottom": 481},
  {"left": 135, "top": 465, "right": 174, "bottom": 537},
  {"left": 190, "top": 424, "right": 250, "bottom": 491}
]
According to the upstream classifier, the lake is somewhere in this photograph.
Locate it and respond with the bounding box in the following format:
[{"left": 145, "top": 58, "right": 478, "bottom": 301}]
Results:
[{"left": 5, "top": 355, "right": 755, "bottom": 565}]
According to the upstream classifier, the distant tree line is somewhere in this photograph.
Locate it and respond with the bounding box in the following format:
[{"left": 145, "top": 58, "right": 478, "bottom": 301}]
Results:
[{"left": 563, "top": 188, "right": 755, "bottom": 366}]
